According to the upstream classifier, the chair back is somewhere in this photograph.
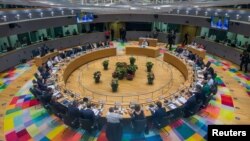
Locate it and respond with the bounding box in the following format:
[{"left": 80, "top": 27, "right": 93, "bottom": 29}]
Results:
[
  {"left": 211, "top": 81, "right": 218, "bottom": 95},
  {"left": 205, "top": 61, "right": 211, "bottom": 68},
  {"left": 171, "top": 107, "right": 184, "bottom": 121},
  {"left": 29, "top": 88, "right": 37, "bottom": 98},
  {"left": 106, "top": 123, "right": 122, "bottom": 141},
  {"left": 62, "top": 113, "right": 79, "bottom": 129},
  {"left": 79, "top": 118, "right": 94, "bottom": 133},
  {"left": 133, "top": 119, "right": 147, "bottom": 133},
  {"left": 158, "top": 113, "right": 172, "bottom": 128},
  {"left": 49, "top": 104, "right": 62, "bottom": 118},
  {"left": 34, "top": 73, "right": 39, "bottom": 80}
]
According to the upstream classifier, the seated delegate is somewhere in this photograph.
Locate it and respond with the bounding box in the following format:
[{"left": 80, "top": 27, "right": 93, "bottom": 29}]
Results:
[
  {"left": 150, "top": 101, "right": 167, "bottom": 125},
  {"left": 141, "top": 39, "right": 149, "bottom": 48}
]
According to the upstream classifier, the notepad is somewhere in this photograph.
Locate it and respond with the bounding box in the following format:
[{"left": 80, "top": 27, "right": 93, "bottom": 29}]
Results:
[
  {"left": 178, "top": 97, "right": 187, "bottom": 104},
  {"left": 168, "top": 103, "right": 177, "bottom": 109}
]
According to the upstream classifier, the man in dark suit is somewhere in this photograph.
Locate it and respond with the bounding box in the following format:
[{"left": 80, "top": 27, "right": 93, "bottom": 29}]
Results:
[
  {"left": 80, "top": 103, "right": 95, "bottom": 122},
  {"left": 183, "top": 93, "right": 197, "bottom": 117},
  {"left": 151, "top": 101, "right": 166, "bottom": 126},
  {"left": 240, "top": 50, "right": 249, "bottom": 73},
  {"left": 50, "top": 97, "right": 67, "bottom": 115},
  {"left": 67, "top": 101, "right": 80, "bottom": 120}
]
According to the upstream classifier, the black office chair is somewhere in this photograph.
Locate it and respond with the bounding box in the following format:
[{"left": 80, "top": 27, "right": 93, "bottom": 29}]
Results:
[
  {"left": 211, "top": 82, "right": 218, "bottom": 95},
  {"left": 106, "top": 123, "right": 123, "bottom": 141},
  {"left": 49, "top": 104, "right": 63, "bottom": 118},
  {"left": 184, "top": 100, "right": 203, "bottom": 118},
  {"left": 81, "top": 46, "right": 87, "bottom": 53},
  {"left": 39, "top": 95, "right": 51, "bottom": 110},
  {"left": 79, "top": 118, "right": 94, "bottom": 133},
  {"left": 29, "top": 88, "right": 37, "bottom": 98},
  {"left": 32, "top": 50, "right": 39, "bottom": 58},
  {"left": 133, "top": 119, "right": 147, "bottom": 133},
  {"left": 157, "top": 113, "right": 172, "bottom": 129},
  {"left": 170, "top": 107, "right": 184, "bottom": 122},
  {"left": 205, "top": 61, "right": 211, "bottom": 68},
  {"left": 62, "top": 113, "right": 79, "bottom": 129},
  {"left": 202, "top": 94, "right": 213, "bottom": 108},
  {"left": 34, "top": 73, "right": 40, "bottom": 80}
]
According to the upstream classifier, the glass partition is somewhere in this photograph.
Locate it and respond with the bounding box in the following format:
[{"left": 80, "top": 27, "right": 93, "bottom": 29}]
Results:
[
  {"left": 152, "top": 22, "right": 180, "bottom": 33},
  {"left": 1, "top": 22, "right": 250, "bottom": 55},
  {"left": 199, "top": 27, "right": 249, "bottom": 50}
]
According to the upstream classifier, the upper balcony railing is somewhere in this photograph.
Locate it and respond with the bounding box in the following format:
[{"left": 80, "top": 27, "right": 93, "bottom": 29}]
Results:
[{"left": 1, "top": 6, "right": 250, "bottom": 25}]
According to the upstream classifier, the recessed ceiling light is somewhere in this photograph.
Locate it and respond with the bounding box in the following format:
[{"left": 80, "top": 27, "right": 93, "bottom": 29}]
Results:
[
  {"left": 205, "top": 11, "right": 208, "bottom": 16},
  {"left": 2, "top": 15, "right": 7, "bottom": 21},
  {"left": 16, "top": 14, "right": 20, "bottom": 20},
  {"left": 195, "top": 11, "right": 199, "bottom": 15},
  {"left": 130, "top": 7, "right": 136, "bottom": 10},
  {"left": 28, "top": 13, "right": 32, "bottom": 18},
  {"left": 236, "top": 14, "right": 240, "bottom": 20},
  {"left": 40, "top": 12, "right": 43, "bottom": 17}
]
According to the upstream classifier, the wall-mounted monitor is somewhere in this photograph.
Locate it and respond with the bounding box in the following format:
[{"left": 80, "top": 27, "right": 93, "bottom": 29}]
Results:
[
  {"left": 211, "top": 16, "right": 229, "bottom": 30},
  {"left": 76, "top": 12, "right": 94, "bottom": 23}
]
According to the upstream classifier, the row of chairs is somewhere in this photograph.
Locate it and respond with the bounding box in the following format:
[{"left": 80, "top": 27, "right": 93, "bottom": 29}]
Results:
[{"left": 30, "top": 87, "right": 97, "bottom": 133}]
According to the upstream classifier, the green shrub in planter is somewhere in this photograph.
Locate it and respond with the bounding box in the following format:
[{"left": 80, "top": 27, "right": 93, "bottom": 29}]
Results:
[
  {"left": 116, "top": 62, "right": 127, "bottom": 68},
  {"left": 129, "top": 57, "right": 136, "bottom": 65},
  {"left": 112, "top": 71, "right": 118, "bottom": 78},
  {"left": 127, "top": 65, "right": 138, "bottom": 75},
  {"left": 111, "top": 78, "right": 119, "bottom": 92},
  {"left": 126, "top": 73, "right": 134, "bottom": 80},
  {"left": 147, "top": 72, "right": 155, "bottom": 85},
  {"left": 116, "top": 68, "right": 126, "bottom": 80},
  {"left": 93, "top": 71, "right": 101, "bottom": 83},
  {"left": 146, "top": 62, "right": 154, "bottom": 72},
  {"left": 102, "top": 60, "right": 109, "bottom": 70}
]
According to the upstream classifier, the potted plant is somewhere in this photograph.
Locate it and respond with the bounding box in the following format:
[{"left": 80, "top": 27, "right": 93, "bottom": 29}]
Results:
[
  {"left": 127, "top": 65, "right": 138, "bottom": 75},
  {"left": 116, "top": 62, "right": 127, "bottom": 68},
  {"left": 146, "top": 62, "right": 154, "bottom": 72},
  {"left": 111, "top": 78, "right": 119, "bottom": 92},
  {"left": 116, "top": 68, "right": 126, "bottom": 80},
  {"left": 129, "top": 57, "right": 136, "bottom": 65},
  {"left": 93, "top": 71, "right": 101, "bottom": 83},
  {"left": 126, "top": 73, "right": 134, "bottom": 80},
  {"left": 112, "top": 71, "right": 118, "bottom": 78},
  {"left": 0, "top": 80, "right": 4, "bottom": 89},
  {"left": 147, "top": 72, "right": 155, "bottom": 85},
  {"left": 102, "top": 60, "right": 109, "bottom": 70}
]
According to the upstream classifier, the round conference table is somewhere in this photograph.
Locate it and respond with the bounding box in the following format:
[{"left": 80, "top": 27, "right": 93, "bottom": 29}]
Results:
[{"left": 52, "top": 47, "right": 195, "bottom": 118}]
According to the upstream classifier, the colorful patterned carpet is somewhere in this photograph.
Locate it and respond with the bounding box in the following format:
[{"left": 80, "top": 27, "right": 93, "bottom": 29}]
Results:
[
  {"left": 0, "top": 62, "right": 32, "bottom": 92},
  {"left": 3, "top": 44, "right": 247, "bottom": 141}
]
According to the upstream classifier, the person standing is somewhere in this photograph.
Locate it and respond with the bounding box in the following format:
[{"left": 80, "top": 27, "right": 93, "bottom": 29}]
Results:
[
  {"left": 104, "top": 29, "right": 110, "bottom": 41},
  {"left": 111, "top": 28, "right": 115, "bottom": 41},
  {"left": 183, "top": 32, "right": 189, "bottom": 45},
  {"left": 120, "top": 27, "right": 126, "bottom": 42},
  {"left": 167, "top": 31, "right": 174, "bottom": 51},
  {"left": 240, "top": 50, "right": 249, "bottom": 73},
  {"left": 152, "top": 28, "right": 158, "bottom": 38},
  {"left": 106, "top": 107, "right": 123, "bottom": 141}
]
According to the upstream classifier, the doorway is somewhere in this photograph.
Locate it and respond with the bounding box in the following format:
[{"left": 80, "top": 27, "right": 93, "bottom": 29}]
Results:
[
  {"left": 181, "top": 25, "right": 198, "bottom": 44},
  {"left": 109, "top": 22, "right": 125, "bottom": 40}
]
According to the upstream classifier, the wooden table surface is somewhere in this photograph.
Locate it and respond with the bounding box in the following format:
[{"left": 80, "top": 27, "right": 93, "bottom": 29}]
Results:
[
  {"left": 139, "top": 38, "right": 158, "bottom": 47},
  {"left": 55, "top": 48, "right": 193, "bottom": 118},
  {"left": 125, "top": 45, "right": 160, "bottom": 58},
  {"left": 186, "top": 45, "right": 206, "bottom": 59}
]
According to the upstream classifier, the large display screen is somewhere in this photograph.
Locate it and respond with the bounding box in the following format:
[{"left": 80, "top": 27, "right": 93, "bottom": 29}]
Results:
[
  {"left": 211, "top": 16, "right": 229, "bottom": 30},
  {"left": 76, "top": 12, "right": 94, "bottom": 23}
]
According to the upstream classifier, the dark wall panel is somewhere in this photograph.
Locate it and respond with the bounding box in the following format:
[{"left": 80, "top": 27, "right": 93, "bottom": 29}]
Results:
[{"left": 0, "top": 16, "right": 76, "bottom": 37}]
